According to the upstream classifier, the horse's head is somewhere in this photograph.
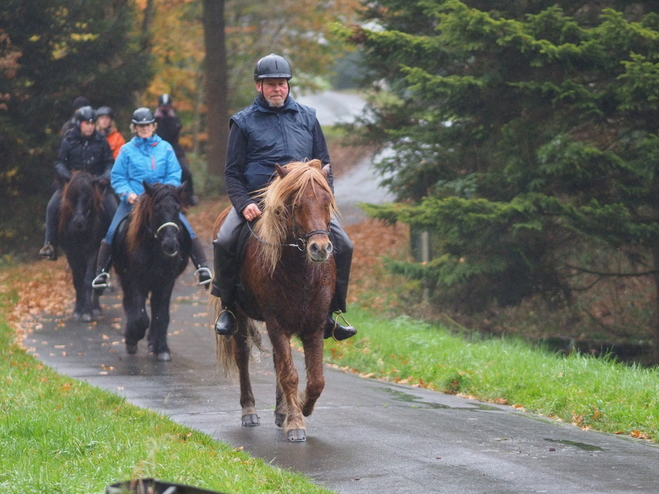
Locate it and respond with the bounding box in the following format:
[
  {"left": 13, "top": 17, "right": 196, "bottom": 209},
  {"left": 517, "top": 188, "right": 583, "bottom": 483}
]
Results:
[
  {"left": 60, "top": 171, "right": 101, "bottom": 235},
  {"left": 257, "top": 159, "right": 337, "bottom": 271},
  {"left": 127, "top": 182, "right": 184, "bottom": 257}
]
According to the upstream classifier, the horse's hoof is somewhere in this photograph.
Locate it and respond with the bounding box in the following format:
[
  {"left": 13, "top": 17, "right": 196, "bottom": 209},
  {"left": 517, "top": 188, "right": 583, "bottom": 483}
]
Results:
[
  {"left": 287, "top": 429, "right": 306, "bottom": 442},
  {"left": 274, "top": 412, "right": 286, "bottom": 428},
  {"left": 242, "top": 414, "right": 260, "bottom": 427},
  {"left": 73, "top": 312, "right": 82, "bottom": 320},
  {"left": 81, "top": 313, "right": 93, "bottom": 322},
  {"left": 92, "top": 308, "right": 102, "bottom": 317},
  {"left": 156, "top": 351, "right": 171, "bottom": 362},
  {"left": 126, "top": 344, "right": 138, "bottom": 355},
  {"left": 148, "top": 343, "right": 155, "bottom": 353}
]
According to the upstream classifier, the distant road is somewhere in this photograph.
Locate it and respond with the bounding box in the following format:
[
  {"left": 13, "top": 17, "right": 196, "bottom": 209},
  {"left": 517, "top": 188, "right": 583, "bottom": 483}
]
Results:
[
  {"left": 294, "top": 90, "right": 395, "bottom": 224},
  {"left": 295, "top": 89, "right": 367, "bottom": 126}
]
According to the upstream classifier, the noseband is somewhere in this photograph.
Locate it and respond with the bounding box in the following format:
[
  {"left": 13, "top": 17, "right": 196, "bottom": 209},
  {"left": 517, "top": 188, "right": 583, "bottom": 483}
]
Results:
[
  {"left": 155, "top": 221, "right": 180, "bottom": 238},
  {"left": 247, "top": 220, "right": 330, "bottom": 252}
]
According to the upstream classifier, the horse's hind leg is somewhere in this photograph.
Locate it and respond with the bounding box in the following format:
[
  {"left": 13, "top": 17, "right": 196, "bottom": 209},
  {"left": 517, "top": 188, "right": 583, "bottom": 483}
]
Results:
[{"left": 234, "top": 321, "right": 259, "bottom": 426}]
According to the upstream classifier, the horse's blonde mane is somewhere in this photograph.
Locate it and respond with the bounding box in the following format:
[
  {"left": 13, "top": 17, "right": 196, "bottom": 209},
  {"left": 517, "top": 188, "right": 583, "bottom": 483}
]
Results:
[{"left": 254, "top": 159, "right": 336, "bottom": 273}]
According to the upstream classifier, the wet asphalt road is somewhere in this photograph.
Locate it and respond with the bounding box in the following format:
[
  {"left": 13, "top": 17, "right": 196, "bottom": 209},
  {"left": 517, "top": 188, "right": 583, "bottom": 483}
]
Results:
[
  {"left": 26, "top": 275, "right": 659, "bottom": 493},
  {"left": 25, "top": 94, "right": 659, "bottom": 492}
]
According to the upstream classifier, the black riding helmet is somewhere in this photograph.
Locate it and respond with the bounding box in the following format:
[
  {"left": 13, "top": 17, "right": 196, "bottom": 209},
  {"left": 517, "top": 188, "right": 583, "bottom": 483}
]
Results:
[
  {"left": 76, "top": 105, "right": 96, "bottom": 123},
  {"left": 253, "top": 53, "right": 293, "bottom": 81},
  {"left": 131, "top": 107, "right": 156, "bottom": 124},
  {"left": 158, "top": 93, "right": 172, "bottom": 106},
  {"left": 96, "top": 106, "right": 114, "bottom": 118}
]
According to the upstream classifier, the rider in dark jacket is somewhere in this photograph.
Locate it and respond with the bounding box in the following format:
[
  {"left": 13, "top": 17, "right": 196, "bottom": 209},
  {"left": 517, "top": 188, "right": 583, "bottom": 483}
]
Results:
[
  {"left": 211, "top": 53, "right": 357, "bottom": 341},
  {"left": 40, "top": 106, "right": 117, "bottom": 260},
  {"left": 155, "top": 93, "right": 198, "bottom": 206}
]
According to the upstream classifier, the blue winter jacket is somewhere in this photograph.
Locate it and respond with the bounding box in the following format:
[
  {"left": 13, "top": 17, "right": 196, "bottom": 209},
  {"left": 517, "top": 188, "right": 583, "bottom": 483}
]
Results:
[
  {"left": 111, "top": 134, "right": 181, "bottom": 204},
  {"left": 225, "top": 94, "right": 332, "bottom": 214}
]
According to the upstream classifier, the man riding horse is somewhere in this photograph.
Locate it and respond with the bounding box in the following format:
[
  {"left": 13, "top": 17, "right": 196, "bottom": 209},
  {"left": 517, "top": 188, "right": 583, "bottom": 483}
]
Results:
[
  {"left": 211, "top": 53, "right": 357, "bottom": 341},
  {"left": 40, "top": 106, "right": 117, "bottom": 261}
]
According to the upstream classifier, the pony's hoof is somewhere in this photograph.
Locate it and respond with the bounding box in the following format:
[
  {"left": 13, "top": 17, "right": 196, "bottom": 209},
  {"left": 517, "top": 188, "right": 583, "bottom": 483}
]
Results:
[
  {"left": 81, "top": 313, "right": 93, "bottom": 322},
  {"left": 242, "top": 414, "right": 260, "bottom": 427},
  {"left": 274, "top": 412, "right": 286, "bottom": 428},
  {"left": 148, "top": 343, "right": 155, "bottom": 353},
  {"left": 126, "top": 344, "right": 138, "bottom": 355},
  {"left": 156, "top": 351, "right": 171, "bottom": 362},
  {"left": 92, "top": 308, "right": 102, "bottom": 317},
  {"left": 287, "top": 429, "right": 306, "bottom": 442}
]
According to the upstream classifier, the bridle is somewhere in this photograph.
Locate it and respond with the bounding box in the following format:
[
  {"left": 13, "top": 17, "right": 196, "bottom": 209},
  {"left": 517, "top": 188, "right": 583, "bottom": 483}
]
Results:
[{"left": 247, "top": 219, "right": 330, "bottom": 252}]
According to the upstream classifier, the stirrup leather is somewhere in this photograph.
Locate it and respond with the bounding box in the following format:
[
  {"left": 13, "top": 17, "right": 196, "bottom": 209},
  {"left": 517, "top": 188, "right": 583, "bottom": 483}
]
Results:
[{"left": 92, "top": 271, "right": 110, "bottom": 289}]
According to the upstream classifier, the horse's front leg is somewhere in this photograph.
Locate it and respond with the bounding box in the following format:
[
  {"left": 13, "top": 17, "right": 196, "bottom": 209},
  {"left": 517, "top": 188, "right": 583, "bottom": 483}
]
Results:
[
  {"left": 149, "top": 282, "right": 174, "bottom": 361},
  {"left": 299, "top": 328, "right": 326, "bottom": 418},
  {"left": 268, "top": 326, "right": 305, "bottom": 442},
  {"left": 69, "top": 259, "right": 87, "bottom": 320},
  {"left": 123, "top": 284, "right": 149, "bottom": 354},
  {"left": 274, "top": 352, "right": 286, "bottom": 428}
]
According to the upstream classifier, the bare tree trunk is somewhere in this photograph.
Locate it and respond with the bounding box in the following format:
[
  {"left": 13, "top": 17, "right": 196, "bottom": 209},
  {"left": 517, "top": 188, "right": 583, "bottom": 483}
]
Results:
[
  {"left": 202, "top": 0, "right": 229, "bottom": 190},
  {"left": 192, "top": 70, "right": 205, "bottom": 157},
  {"left": 652, "top": 246, "right": 659, "bottom": 364},
  {"left": 141, "top": 0, "right": 156, "bottom": 52}
]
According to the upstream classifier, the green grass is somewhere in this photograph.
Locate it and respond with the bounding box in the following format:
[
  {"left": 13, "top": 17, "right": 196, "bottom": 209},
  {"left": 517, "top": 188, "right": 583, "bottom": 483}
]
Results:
[
  {"left": 0, "top": 293, "right": 332, "bottom": 493},
  {"left": 327, "top": 308, "right": 659, "bottom": 440}
]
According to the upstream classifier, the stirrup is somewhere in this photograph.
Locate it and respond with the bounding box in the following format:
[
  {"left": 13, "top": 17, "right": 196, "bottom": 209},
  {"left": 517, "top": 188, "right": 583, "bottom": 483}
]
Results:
[
  {"left": 92, "top": 271, "right": 110, "bottom": 289},
  {"left": 215, "top": 307, "right": 236, "bottom": 336},
  {"left": 194, "top": 266, "right": 212, "bottom": 286}
]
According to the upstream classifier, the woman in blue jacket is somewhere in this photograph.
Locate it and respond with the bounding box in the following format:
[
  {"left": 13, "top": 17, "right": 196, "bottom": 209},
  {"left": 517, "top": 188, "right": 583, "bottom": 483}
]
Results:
[{"left": 92, "top": 107, "right": 210, "bottom": 290}]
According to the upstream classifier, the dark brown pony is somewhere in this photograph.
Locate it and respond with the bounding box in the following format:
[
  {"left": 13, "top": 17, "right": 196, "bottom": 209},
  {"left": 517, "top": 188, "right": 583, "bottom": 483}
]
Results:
[
  {"left": 59, "top": 171, "right": 110, "bottom": 321},
  {"left": 213, "top": 159, "right": 337, "bottom": 442},
  {"left": 113, "top": 182, "right": 190, "bottom": 361}
]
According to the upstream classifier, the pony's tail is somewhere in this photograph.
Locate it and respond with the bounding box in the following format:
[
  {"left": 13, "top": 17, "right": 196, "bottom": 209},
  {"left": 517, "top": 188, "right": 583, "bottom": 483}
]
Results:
[{"left": 211, "top": 296, "right": 264, "bottom": 381}]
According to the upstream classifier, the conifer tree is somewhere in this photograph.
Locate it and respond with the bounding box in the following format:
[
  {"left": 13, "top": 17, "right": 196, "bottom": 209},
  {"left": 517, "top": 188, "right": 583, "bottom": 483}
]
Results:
[{"left": 342, "top": 1, "right": 659, "bottom": 351}]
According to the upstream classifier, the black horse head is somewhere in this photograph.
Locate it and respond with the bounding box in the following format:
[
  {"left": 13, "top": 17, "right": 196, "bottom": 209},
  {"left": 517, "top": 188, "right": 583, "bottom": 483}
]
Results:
[{"left": 127, "top": 181, "right": 185, "bottom": 258}]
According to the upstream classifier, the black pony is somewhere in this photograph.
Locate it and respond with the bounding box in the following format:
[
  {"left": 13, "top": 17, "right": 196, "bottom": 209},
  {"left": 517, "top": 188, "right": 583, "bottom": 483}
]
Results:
[
  {"left": 112, "top": 182, "right": 190, "bottom": 361},
  {"left": 59, "top": 171, "right": 111, "bottom": 321}
]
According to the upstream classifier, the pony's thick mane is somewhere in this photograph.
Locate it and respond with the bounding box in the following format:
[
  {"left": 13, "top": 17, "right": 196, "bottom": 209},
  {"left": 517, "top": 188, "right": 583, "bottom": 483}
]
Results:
[
  {"left": 254, "top": 159, "right": 336, "bottom": 273},
  {"left": 59, "top": 171, "right": 101, "bottom": 233},
  {"left": 126, "top": 183, "right": 174, "bottom": 254}
]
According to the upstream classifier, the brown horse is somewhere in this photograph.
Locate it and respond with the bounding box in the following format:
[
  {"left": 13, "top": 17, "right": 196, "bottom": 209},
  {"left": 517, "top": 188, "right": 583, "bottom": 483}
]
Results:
[{"left": 213, "top": 159, "right": 337, "bottom": 442}]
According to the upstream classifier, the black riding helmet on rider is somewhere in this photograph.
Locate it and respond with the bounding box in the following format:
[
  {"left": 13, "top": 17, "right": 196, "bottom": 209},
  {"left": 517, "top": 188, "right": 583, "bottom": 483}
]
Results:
[
  {"left": 131, "top": 107, "right": 156, "bottom": 125},
  {"left": 253, "top": 53, "right": 293, "bottom": 81}
]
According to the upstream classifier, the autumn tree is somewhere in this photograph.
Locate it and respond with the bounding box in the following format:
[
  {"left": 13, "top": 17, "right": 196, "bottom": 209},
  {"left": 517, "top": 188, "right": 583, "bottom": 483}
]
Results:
[
  {"left": 0, "top": 0, "right": 151, "bottom": 254},
  {"left": 343, "top": 1, "right": 659, "bottom": 353}
]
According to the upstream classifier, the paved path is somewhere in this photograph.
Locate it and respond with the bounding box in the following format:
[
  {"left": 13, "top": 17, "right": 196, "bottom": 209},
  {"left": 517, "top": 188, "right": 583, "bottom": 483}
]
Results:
[{"left": 26, "top": 267, "right": 659, "bottom": 494}]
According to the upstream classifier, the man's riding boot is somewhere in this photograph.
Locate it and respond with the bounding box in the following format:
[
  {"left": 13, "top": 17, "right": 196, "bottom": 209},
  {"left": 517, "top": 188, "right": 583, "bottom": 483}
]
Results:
[
  {"left": 92, "top": 240, "right": 112, "bottom": 293},
  {"left": 324, "top": 222, "right": 357, "bottom": 341},
  {"left": 211, "top": 240, "right": 237, "bottom": 336},
  {"left": 189, "top": 237, "right": 212, "bottom": 288}
]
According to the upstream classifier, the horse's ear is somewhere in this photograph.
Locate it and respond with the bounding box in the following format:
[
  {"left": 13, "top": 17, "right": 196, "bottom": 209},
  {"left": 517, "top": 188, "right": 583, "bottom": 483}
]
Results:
[
  {"left": 143, "top": 181, "right": 153, "bottom": 195},
  {"left": 322, "top": 164, "right": 331, "bottom": 180},
  {"left": 275, "top": 164, "right": 289, "bottom": 179},
  {"left": 177, "top": 182, "right": 186, "bottom": 197}
]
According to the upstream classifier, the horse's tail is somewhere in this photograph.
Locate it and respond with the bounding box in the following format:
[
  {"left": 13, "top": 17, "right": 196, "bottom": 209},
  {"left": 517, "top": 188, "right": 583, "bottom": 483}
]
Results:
[{"left": 211, "top": 296, "right": 264, "bottom": 381}]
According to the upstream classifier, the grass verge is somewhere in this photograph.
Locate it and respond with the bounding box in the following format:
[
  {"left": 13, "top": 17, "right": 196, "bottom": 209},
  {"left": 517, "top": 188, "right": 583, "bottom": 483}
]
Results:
[
  {"left": 326, "top": 307, "right": 659, "bottom": 442},
  {"left": 0, "top": 288, "right": 331, "bottom": 494}
]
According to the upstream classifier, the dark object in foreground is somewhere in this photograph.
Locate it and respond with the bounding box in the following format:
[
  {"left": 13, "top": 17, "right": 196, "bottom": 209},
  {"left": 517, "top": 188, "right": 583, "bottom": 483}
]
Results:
[{"left": 106, "top": 478, "right": 227, "bottom": 494}]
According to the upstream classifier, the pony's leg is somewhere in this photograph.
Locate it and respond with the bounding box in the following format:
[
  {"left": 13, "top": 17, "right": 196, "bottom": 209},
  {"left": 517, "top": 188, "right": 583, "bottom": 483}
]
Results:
[
  {"left": 69, "top": 260, "right": 87, "bottom": 320},
  {"left": 234, "top": 319, "right": 259, "bottom": 426},
  {"left": 274, "top": 352, "right": 287, "bottom": 427},
  {"left": 149, "top": 283, "right": 174, "bottom": 361},
  {"left": 123, "top": 285, "right": 149, "bottom": 354},
  {"left": 268, "top": 327, "right": 305, "bottom": 442},
  {"left": 299, "top": 330, "right": 326, "bottom": 418}
]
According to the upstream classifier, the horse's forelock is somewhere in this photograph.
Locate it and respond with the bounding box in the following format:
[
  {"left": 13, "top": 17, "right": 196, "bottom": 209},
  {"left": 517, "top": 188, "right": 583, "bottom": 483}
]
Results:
[
  {"left": 126, "top": 184, "right": 181, "bottom": 253},
  {"left": 255, "top": 160, "right": 336, "bottom": 273},
  {"left": 59, "top": 172, "right": 101, "bottom": 232}
]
